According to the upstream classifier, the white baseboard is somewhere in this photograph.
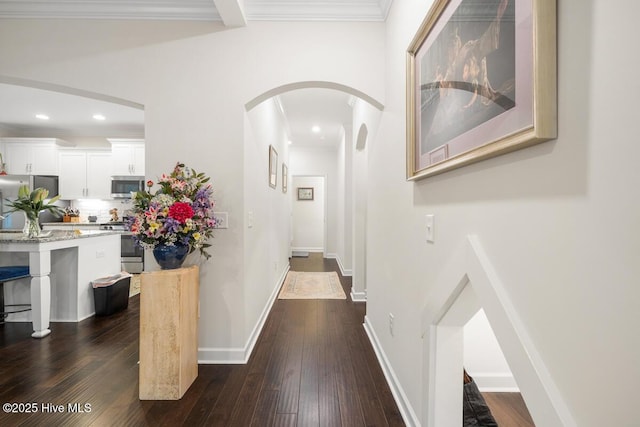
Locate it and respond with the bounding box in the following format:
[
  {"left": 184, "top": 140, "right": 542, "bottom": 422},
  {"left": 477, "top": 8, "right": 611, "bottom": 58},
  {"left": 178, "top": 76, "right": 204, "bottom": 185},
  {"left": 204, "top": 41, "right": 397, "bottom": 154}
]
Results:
[
  {"left": 350, "top": 287, "right": 366, "bottom": 302},
  {"left": 364, "top": 316, "right": 420, "bottom": 426},
  {"left": 472, "top": 373, "right": 519, "bottom": 392},
  {"left": 198, "top": 265, "right": 289, "bottom": 364},
  {"left": 325, "top": 253, "right": 352, "bottom": 277},
  {"left": 291, "top": 246, "right": 323, "bottom": 253}
]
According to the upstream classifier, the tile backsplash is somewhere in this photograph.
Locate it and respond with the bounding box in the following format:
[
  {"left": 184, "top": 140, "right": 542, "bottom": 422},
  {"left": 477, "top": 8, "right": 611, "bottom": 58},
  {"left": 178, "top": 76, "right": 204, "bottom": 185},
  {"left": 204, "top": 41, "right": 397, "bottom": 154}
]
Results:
[{"left": 71, "top": 199, "right": 134, "bottom": 222}]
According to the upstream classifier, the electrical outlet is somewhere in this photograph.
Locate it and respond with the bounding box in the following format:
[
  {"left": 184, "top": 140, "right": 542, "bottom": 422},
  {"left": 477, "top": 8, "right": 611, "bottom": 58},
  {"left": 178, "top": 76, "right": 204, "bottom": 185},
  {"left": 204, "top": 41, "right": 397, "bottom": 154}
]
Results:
[
  {"left": 389, "top": 313, "right": 395, "bottom": 336},
  {"left": 213, "top": 211, "right": 228, "bottom": 229}
]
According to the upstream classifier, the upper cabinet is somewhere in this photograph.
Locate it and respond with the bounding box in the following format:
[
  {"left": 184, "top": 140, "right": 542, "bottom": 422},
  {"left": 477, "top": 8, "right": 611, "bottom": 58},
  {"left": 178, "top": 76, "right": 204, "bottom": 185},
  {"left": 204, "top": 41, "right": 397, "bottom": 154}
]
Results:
[
  {"left": 58, "top": 150, "right": 112, "bottom": 200},
  {"left": 109, "top": 139, "right": 145, "bottom": 176},
  {"left": 1, "top": 138, "right": 74, "bottom": 175}
]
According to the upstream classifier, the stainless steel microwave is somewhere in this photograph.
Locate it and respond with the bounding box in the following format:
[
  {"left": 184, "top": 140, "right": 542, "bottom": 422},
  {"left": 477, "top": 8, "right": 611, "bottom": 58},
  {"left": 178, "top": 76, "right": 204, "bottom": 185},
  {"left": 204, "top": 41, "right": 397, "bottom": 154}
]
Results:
[{"left": 111, "top": 176, "right": 144, "bottom": 199}]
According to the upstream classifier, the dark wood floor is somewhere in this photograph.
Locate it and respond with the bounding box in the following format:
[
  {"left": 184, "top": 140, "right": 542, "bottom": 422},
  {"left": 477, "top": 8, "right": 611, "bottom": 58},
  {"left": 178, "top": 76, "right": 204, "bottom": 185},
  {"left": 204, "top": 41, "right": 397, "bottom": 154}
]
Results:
[
  {"left": 0, "top": 254, "right": 404, "bottom": 426},
  {"left": 0, "top": 253, "right": 534, "bottom": 426}
]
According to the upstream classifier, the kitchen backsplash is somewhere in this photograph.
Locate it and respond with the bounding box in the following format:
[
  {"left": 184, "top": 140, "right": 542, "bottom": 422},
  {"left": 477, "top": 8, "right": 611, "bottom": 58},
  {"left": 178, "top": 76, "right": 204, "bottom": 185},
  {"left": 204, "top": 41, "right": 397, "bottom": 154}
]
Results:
[{"left": 71, "top": 199, "right": 134, "bottom": 222}]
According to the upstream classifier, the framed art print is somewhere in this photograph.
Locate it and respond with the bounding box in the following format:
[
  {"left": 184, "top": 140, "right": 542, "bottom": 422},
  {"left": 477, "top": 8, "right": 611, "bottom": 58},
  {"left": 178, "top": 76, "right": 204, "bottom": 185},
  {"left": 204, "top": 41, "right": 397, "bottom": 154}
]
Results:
[
  {"left": 269, "top": 145, "right": 278, "bottom": 189},
  {"left": 282, "top": 163, "right": 288, "bottom": 193},
  {"left": 297, "top": 187, "right": 314, "bottom": 201},
  {"left": 406, "top": 0, "right": 556, "bottom": 180}
]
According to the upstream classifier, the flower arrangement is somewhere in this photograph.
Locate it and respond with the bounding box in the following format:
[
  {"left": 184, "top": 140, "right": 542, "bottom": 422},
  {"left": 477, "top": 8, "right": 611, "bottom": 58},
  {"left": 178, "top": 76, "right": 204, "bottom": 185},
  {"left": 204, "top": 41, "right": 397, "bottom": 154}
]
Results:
[
  {"left": 5, "top": 185, "right": 63, "bottom": 237},
  {"left": 6, "top": 185, "right": 63, "bottom": 219},
  {"left": 129, "top": 162, "right": 217, "bottom": 260}
]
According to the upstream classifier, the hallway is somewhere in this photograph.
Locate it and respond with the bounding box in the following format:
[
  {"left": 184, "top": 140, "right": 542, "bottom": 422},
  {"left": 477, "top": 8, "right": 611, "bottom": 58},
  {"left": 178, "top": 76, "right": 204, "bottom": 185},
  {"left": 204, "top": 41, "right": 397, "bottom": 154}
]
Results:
[{"left": 0, "top": 254, "right": 404, "bottom": 426}]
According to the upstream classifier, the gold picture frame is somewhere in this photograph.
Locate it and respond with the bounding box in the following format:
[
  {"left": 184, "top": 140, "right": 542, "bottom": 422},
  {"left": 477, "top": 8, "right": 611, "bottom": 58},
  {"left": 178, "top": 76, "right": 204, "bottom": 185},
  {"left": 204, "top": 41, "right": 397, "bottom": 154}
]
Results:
[
  {"left": 269, "top": 145, "right": 278, "bottom": 189},
  {"left": 282, "top": 163, "right": 288, "bottom": 193},
  {"left": 406, "top": 0, "right": 556, "bottom": 180}
]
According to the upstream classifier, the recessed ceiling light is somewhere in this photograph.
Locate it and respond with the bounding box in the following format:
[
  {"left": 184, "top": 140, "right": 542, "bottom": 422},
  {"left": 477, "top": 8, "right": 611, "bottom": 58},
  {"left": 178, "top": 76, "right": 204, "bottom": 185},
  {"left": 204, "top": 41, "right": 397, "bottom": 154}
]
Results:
[
  {"left": 311, "top": 125, "right": 321, "bottom": 133},
  {"left": 93, "top": 114, "right": 106, "bottom": 121},
  {"left": 35, "top": 114, "right": 49, "bottom": 120},
  {"left": 288, "top": 140, "right": 292, "bottom": 145}
]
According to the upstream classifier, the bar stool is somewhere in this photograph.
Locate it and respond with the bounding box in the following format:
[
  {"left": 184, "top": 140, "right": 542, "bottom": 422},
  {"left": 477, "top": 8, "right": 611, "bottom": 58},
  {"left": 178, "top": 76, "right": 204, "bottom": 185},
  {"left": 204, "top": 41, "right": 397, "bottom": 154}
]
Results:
[{"left": 0, "top": 266, "right": 31, "bottom": 324}]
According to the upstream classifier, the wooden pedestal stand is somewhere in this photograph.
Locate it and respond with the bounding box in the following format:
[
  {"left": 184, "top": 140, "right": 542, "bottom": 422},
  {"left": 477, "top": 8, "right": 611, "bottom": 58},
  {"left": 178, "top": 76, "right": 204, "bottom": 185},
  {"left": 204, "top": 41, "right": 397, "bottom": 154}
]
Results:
[{"left": 139, "top": 265, "right": 199, "bottom": 400}]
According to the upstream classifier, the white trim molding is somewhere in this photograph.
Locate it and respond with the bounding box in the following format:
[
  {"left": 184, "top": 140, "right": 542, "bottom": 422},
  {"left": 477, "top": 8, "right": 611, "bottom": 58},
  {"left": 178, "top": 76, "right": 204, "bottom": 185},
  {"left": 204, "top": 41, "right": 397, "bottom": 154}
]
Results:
[
  {"left": 350, "top": 288, "right": 367, "bottom": 302},
  {"left": 364, "top": 316, "right": 421, "bottom": 426},
  {"left": 420, "top": 235, "right": 576, "bottom": 427},
  {"left": 325, "top": 253, "right": 353, "bottom": 277}
]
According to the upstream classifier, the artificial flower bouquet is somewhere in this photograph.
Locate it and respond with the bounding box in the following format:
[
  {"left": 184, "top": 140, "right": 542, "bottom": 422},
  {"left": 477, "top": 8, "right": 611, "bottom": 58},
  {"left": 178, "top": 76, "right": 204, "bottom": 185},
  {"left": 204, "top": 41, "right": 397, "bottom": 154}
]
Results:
[{"left": 128, "top": 162, "right": 217, "bottom": 259}]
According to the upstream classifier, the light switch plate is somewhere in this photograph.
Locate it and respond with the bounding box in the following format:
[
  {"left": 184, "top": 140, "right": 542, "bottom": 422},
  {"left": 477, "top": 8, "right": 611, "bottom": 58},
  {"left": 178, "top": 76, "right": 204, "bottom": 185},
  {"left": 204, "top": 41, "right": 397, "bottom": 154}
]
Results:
[
  {"left": 213, "top": 212, "right": 228, "bottom": 229},
  {"left": 426, "top": 214, "right": 435, "bottom": 243}
]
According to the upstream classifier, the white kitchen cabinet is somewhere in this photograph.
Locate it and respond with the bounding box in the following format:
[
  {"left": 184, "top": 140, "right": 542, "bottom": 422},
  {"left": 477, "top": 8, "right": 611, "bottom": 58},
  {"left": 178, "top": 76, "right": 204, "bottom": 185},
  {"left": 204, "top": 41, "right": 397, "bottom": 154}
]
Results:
[
  {"left": 109, "top": 139, "right": 145, "bottom": 176},
  {"left": 1, "top": 138, "right": 74, "bottom": 175},
  {"left": 59, "top": 150, "right": 112, "bottom": 199}
]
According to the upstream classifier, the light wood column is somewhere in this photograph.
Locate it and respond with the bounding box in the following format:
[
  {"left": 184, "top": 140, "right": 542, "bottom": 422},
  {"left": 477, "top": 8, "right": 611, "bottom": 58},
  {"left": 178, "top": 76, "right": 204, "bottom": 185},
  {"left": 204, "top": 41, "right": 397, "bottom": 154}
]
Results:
[{"left": 139, "top": 265, "right": 199, "bottom": 400}]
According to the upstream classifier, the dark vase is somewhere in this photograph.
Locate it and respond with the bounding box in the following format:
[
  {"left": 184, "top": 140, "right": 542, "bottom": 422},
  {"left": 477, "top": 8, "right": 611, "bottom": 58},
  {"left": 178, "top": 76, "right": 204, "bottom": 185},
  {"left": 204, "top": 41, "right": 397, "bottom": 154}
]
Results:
[{"left": 153, "top": 243, "right": 189, "bottom": 270}]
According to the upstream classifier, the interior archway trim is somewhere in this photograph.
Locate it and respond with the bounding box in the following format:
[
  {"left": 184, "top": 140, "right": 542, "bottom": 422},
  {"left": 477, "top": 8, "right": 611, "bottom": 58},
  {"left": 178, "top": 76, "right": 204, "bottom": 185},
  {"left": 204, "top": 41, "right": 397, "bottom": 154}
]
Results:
[
  {"left": 245, "top": 81, "right": 384, "bottom": 112},
  {"left": 0, "top": 74, "right": 144, "bottom": 110}
]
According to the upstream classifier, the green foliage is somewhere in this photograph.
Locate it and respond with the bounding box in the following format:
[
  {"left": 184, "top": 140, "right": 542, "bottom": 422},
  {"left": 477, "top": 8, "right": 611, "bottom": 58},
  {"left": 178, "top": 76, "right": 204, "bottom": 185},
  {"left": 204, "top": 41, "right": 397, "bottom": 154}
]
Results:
[{"left": 5, "top": 185, "right": 64, "bottom": 220}]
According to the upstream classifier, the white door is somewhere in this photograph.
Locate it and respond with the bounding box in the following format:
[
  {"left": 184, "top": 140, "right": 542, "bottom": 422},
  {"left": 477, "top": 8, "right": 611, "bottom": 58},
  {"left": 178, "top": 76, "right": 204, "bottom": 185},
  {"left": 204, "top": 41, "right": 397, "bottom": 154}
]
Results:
[{"left": 291, "top": 176, "right": 325, "bottom": 254}]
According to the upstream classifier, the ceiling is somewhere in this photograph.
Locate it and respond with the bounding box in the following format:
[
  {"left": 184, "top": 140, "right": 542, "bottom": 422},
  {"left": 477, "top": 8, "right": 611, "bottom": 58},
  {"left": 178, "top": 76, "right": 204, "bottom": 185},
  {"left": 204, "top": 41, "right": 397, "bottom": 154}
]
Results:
[
  {"left": 278, "top": 89, "right": 354, "bottom": 149},
  {"left": 0, "top": 83, "right": 145, "bottom": 139},
  {"left": 0, "top": 0, "right": 388, "bottom": 146}
]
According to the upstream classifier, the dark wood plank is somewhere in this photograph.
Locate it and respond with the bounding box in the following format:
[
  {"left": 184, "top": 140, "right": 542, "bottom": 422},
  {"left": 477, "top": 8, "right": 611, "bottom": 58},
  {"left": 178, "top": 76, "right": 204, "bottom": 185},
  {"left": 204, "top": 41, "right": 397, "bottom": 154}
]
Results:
[
  {"left": 273, "top": 413, "right": 297, "bottom": 427},
  {"left": 297, "top": 300, "right": 319, "bottom": 426},
  {"left": 275, "top": 302, "right": 305, "bottom": 414},
  {"left": 250, "top": 389, "right": 279, "bottom": 427},
  {"left": 317, "top": 300, "right": 341, "bottom": 426}
]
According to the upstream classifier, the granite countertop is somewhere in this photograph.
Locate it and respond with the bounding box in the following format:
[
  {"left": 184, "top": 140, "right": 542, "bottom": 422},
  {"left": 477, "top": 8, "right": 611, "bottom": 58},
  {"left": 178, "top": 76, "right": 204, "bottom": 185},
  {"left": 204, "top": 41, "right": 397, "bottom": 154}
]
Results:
[
  {"left": 41, "top": 222, "right": 104, "bottom": 226},
  {"left": 0, "top": 229, "right": 117, "bottom": 243}
]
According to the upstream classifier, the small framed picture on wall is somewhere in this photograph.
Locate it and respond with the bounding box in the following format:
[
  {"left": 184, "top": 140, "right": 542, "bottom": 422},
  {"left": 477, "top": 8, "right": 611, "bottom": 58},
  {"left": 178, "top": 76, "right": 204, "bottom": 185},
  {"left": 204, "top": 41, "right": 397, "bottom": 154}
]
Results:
[
  {"left": 282, "top": 163, "right": 288, "bottom": 193},
  {"left": 269, "top": 145, "right": 278, "bottom": 189},
  {"left": 297, "top": 187, "right": 314, "bottom": 201}
]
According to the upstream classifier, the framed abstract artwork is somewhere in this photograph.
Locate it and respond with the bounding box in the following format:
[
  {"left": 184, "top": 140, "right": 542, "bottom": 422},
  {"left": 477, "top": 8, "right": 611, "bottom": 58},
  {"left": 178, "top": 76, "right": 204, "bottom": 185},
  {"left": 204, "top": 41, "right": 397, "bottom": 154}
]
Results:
[
  {"left": 269, "top": 145, "right": 278, "bottom": 189},
  {"left": 406, "top": 0, "right": 556, "bottom": 180}
]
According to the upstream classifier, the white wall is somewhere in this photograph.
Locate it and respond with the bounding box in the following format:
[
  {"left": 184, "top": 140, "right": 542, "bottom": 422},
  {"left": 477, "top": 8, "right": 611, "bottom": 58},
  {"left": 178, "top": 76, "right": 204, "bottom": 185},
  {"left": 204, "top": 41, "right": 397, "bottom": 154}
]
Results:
[
  {"left": 0, "top": 19, "right": 384, "bottom": 362},
  {"left": 291, "top": 176, "right": 324, "bottom": 252},
  {"left": 463, "top": 309, "right": 515, "bottom": 392},
  {"left": 351, "top": 99, "right": 382, "bottom": 299},
  {"left": 244, "top": 98, "right": 291, "bottom": 359},
  {"left": 365, "top": 0, "right": 640, "bottom": 425}
]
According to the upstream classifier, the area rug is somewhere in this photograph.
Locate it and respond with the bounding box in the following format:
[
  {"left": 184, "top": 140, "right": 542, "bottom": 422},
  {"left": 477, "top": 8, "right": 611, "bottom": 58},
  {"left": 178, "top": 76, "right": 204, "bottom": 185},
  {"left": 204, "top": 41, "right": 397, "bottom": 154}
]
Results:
[
  {"left": 278, "top": 271, "right": 346, "bottom": 300},
  {"left": 129, "top": 274, "right": 141, "bottom": 297}
]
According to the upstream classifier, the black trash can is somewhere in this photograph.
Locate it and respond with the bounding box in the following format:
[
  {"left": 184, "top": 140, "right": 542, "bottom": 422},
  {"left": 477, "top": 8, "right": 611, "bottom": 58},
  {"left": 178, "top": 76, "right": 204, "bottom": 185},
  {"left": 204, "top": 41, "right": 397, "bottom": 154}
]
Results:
[{"left": 92, "top": 272, "right": 132, "bottom": 316}]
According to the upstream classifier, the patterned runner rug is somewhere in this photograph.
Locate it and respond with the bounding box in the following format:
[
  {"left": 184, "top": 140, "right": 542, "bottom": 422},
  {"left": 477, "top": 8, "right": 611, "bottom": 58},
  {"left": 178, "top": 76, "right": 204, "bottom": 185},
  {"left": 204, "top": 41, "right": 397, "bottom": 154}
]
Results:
[{"left": 278, "top": 271, "right": 346, "bottom": 300}]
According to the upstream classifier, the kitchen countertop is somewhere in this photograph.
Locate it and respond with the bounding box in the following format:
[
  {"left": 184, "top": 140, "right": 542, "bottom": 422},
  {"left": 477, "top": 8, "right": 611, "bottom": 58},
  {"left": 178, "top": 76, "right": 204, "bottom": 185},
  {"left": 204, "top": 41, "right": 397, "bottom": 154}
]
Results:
[
  {"left": 41, "top": 222, "right": 105, "bottom": 226},
  {"left": 0, "top": 229, "right": 117, "bottom": 243}
]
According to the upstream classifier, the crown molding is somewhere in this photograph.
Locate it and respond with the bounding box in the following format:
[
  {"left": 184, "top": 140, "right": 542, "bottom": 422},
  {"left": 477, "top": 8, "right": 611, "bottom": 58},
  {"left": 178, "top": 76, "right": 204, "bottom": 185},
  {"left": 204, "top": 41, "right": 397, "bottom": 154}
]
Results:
[
  {"left": 0, "top": 0, "right": 394, "bottom": 22},
  {"left": 0, "top": 1, "right": 221, "bottom": 21}
]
